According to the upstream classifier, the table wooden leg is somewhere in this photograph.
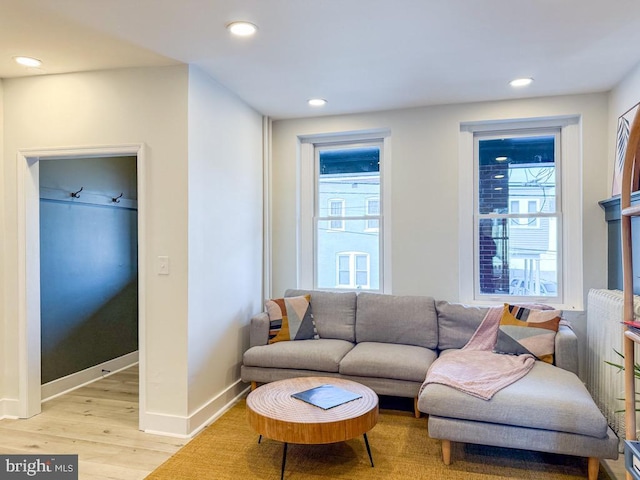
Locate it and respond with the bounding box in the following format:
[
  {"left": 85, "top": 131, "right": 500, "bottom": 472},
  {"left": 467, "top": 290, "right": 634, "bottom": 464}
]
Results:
[
  {"left": 280, "top": 442, "right": 288, "bottom": 480},
  {"left": 363, "top": 433, "right": 374, "bottom": 467}
]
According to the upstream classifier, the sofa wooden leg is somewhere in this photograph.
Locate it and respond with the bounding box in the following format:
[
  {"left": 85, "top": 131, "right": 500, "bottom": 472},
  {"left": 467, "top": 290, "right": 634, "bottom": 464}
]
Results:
[
  {"left": 413, "top": 397, "right": 420, "bottom": 418},
  {"left": 251, "top": 381, "right": 257, "bottom": 391},
  {"left": 442, "top": 439, "right": 451, "bottom": 465},
  {"left": 587, "top": 457, "right": 599, "bottom": 480}
]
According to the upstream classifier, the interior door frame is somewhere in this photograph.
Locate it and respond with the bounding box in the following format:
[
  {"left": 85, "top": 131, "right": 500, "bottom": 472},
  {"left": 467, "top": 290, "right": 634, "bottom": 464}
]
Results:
[{"left": 16, "top": 144, "right": 147, "bottom": 428}]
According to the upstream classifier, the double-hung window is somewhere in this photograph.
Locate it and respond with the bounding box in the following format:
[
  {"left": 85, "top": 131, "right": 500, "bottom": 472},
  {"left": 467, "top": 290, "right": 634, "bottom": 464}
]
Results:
[
  {"left": 459, "top": 117, "right": 582, "bottom": 308},
  {"left": 299, "top": 130, "right": 390, "bottom": 292},
  {"left": 328, "top": 199, "right": 346, "bottom": 230},
  {"left": 476, "top": 130, "right": 560, "bottom": 300},
  {"left": 365, "top": 197, "right": 380, "bottom": 231}
]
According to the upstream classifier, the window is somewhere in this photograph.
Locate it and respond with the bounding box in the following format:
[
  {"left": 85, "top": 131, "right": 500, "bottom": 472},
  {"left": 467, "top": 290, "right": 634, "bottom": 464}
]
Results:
[
  {"left": 337, "top": 252, "right": 370, "bottom": 288},
  {"left": 477, "top": 131, "right": 559, "bottom": 299},
  {"left": 365, "top": 197, "right": 380, "bottom": 231},
  {"left": 509, "top": 199, "right": 540, "bottom": 228},
  {"left": 316, "top": 144, "right": 379, "bottom": 289},
  {"left": 299, "top": 130, "right": 390, "bottom": 292},
  {"left": 459, "top": 116, "right": 582, "bottom": 308},
  {"left": 328, "top": 199, "right": 345, "bottom": 230}
]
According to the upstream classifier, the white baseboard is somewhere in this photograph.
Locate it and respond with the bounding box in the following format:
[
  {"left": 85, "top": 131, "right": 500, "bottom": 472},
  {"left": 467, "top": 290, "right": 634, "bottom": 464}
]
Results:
[
  {"left": 188, "top": 380, "right": 250, "bottom": 435},
  {"left": 41, "top": 351, "right": 139, "bottom": 402},
  {"left": 0, "top": 398, "right": 20, "bottom": 419},
  {"left": 142, "top": 380, "right": 249, "bottom": 437}
]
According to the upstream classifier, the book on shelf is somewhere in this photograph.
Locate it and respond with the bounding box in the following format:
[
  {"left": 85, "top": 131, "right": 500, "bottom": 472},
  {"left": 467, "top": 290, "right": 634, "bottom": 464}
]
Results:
[
  {"left": 623, "top": 320, "right": 640, "bottom": 335},
  {"left": 291, "top": 384, "right": 362, "bottom": 410}
]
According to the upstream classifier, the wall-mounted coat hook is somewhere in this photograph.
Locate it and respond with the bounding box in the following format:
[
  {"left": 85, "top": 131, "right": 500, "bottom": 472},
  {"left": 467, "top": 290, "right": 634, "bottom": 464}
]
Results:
[
  {"left": 71, "top": 187, "right": 83, "bottom": 198},
  {"left": 112, "top": 192, "right": 124, "bottom": 203}
]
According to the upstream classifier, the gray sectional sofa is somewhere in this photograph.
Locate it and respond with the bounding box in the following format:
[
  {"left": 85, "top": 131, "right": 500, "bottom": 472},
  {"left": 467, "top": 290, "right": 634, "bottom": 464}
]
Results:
[{"left": 240, "top": 289, "right": 618, "bottom": 479}]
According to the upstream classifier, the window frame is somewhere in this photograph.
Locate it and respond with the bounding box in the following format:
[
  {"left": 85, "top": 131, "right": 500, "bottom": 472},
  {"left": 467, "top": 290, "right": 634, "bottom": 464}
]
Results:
[
  {"left": 298, "top": 129, "right": 392, "bottom": 293},
  {"left": 459, "top": 116, "right": 582, "bottom": 310}
]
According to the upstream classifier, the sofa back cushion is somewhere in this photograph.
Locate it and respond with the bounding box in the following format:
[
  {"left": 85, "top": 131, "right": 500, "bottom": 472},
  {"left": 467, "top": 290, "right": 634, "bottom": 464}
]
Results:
[
  {"left": 284, "top": 289, "right": 357, "bottom": 342},
  {"left": 355, "top": 293, "right": 438, "bottom": 348},
  {"left": 436, "top": 301, "right": 488, "bottom": 350}
]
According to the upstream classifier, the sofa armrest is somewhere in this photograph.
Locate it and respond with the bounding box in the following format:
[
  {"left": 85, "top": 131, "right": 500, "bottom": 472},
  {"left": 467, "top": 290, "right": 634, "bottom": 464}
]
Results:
[
  {"left": 554, "top": 324, "right": 578, "bottom": 375},
  {"left": 249, "top": 312, "right": 270, "bottom": 348}
]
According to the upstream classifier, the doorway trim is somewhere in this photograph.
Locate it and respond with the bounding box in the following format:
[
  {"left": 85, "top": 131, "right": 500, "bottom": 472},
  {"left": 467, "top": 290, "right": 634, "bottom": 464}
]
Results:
[{"left": 17, "top": 144, "right": 147, "bottom": 428}]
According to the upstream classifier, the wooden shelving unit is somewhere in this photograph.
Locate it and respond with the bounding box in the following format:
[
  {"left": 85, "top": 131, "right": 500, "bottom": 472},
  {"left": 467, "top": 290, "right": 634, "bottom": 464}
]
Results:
[{"left": 621, "top": 107, "right": 640, "bottom": 480}]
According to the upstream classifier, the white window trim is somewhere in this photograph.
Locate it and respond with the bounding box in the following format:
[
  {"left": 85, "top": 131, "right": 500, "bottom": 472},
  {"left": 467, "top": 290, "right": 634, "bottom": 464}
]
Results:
[
  {"left": 327, "top": 198, "right": 346, "bottom": 231},
  {"left": 298, "top": 129, "right": 392, "bottom": 293},
  {"left": 458, "top": 116, "right": 582, "bottom": 310}
]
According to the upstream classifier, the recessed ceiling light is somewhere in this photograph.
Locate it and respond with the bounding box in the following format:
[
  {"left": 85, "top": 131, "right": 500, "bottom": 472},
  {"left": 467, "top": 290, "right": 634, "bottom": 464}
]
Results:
[
  {"left": 227, "top": 21, "right": 258, "bottom": 36},
  {"left": 14, "top": 56, "right": 42, "bottom": 68},
  {"left": 495, "top": 156, "right": 508, "bottom": 162},
  {"left": 494, "top": 187, "right": 503, "bottom": 191},
  {"left": 494, "top": 174, "right": 505, "bottom": 179},
  {"left": 308, "top": 98, "right": 327, "bottom": 107},
  {"left": 509, "top": 77, "right": 533, "bottom": 87}
]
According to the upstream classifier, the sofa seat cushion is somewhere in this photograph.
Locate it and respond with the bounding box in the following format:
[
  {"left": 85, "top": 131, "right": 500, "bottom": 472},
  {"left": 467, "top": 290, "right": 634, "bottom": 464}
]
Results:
[
  {"left": 339, "top": 342, "right": 437, "bottom": 382},
  {"left": 418, "top": 359, "right": 607, "bottom": 438},
  {"left": 243, "top": 339, "right": 354, "bottom": 373}
]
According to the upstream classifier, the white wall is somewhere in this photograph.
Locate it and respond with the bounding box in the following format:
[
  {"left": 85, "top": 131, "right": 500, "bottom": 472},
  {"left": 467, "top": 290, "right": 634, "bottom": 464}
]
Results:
[
  {"left": 186, "top": 66, "right": 263, "bottom": 427},
  {"left": 2, "top": 66, "right": 190, "bottom": 423},
  {"left": 0, "top": 78, "right": 5, "bottom": 413},
  {"left": 2, "top": 65, "right": 265, "bottom": 434},
  {"left": 272, "top": 93, "right": 610, "bottom": 378},
  {"left": 609, "top": 61, "right": 640, "bottom": 185},
  {"left": 272, "top": 93, "right": 609, "bottom": 299}
]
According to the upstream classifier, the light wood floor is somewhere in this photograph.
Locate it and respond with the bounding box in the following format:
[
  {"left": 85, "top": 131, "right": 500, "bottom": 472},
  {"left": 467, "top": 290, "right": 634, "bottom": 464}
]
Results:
[
  {"left": 603, "top": 455, "right": 626, "bottom": 480},
  {"left": 0, "top": 366, "right": 184, "bottom": 480},
  {"left": 0, "top": 366, "right": 628, "bottom": 480}
]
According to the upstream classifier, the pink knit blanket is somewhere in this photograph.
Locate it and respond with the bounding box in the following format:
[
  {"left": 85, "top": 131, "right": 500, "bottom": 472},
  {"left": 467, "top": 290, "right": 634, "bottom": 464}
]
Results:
[{"left": 419, "top": 305, "right": 535, "bottom": 400}]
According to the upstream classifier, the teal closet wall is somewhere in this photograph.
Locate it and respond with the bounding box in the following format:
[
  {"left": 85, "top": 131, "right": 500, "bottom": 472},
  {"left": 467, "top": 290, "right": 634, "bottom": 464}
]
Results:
[{"left": 39, "top": 157, "right": 138, "bottom": 384}]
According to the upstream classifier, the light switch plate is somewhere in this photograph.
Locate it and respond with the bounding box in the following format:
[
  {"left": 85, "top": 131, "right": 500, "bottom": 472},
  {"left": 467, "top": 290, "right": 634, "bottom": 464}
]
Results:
[{"left": 158, "top": 256, "right": 169, "bottom": 275}]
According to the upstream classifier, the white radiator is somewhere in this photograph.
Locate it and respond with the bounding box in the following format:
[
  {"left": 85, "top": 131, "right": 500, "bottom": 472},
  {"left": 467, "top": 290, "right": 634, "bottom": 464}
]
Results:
[{"left": 586, "top": 288, "right": 640, "bottom": 448}]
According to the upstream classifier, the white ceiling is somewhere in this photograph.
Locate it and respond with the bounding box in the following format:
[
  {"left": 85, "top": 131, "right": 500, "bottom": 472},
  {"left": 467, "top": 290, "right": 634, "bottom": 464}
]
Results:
[{"left": 2, "top": 0, "right": 640, "bottom": 119}]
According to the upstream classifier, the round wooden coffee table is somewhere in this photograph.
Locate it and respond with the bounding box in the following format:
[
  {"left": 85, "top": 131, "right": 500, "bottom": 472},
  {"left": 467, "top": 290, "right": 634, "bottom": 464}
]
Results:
[{"left": 246, "top": 377, "right": 379, "bottom": 479}]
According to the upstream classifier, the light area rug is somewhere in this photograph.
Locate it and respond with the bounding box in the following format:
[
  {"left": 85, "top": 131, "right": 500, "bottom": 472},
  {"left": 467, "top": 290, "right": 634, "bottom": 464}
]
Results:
[{"left": 145, "top": 399, "right": 612, "bottom": 480}]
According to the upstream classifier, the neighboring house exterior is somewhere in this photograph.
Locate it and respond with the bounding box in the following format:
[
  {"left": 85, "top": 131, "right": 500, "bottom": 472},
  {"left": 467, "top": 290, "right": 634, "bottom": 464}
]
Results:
[
  {"left": 478, "top": 134, "right": 558, "bottom": 296},
  {"left": 505, "top": 166, "right": 557, "bottom": 295}
]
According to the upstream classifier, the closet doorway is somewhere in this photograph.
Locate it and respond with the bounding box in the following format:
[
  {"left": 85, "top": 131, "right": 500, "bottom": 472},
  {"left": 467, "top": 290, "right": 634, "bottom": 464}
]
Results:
[
  {"left": 16, "top": 145, "right": 147, "bottom": 429},
  {"left": 39, "top": 155, "right": 138, "bottom": 397}
]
